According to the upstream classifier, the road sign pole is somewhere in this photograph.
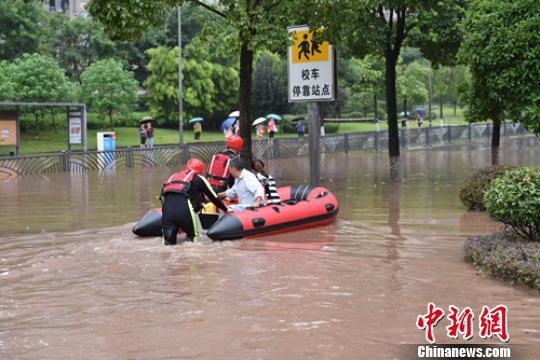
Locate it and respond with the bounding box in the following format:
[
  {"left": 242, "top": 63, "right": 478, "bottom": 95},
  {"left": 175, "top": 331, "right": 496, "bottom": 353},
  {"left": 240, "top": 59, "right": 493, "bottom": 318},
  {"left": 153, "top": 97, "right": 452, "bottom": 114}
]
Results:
[{"left": 308, "top": 102, "right": 321, "bottom": 187}]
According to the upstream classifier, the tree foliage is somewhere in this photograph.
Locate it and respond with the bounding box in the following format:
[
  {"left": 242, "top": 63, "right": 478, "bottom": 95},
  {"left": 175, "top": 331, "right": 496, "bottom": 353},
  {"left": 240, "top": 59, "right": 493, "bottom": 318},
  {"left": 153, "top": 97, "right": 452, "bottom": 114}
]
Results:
[
  {"left": 10, "top": 53, "right": 73, "bottom": 102},
  {"left": 49, "top": 15, "right": 120, "bottom": 82},
  {"left": 0, "top": 61, "right": 16, "bottom": 100},
  {"left": 251, "top": 52, "right": 289, "bottom": 118},
  {"left": 80, "top": 59, "right": 138, "bottom": 129},
  {"left": 309, "top": 0, "right": 467, "bottom": 160},
  {"left": 144, "top": 46, "right": 239, "bottom": 128},
  {"left": 88, "top": 0, "right": 302, "bottom": 163},
  {"left": 0, "top": 0, "right": 45, "bottom": 60},
  {"left": 460, "top": 0, "right": 540, "bottom": 135}
]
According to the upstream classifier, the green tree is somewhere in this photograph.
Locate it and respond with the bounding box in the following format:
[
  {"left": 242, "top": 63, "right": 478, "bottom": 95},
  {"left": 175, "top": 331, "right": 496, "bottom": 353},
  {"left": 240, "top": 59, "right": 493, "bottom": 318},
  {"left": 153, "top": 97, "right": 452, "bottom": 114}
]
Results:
[
  {"left": 80, "top": 59, "right": 138, "bottom": 129},
  {"left": 121, "top": 4, "right": 210, "bottom": 83},
  {"left": 432, "top": 65, "right": 470, "bottom": 119},
  {"left": 397, "top": 59, "right": 429, "bottom": 112},
  {"left": 341, "top": 55, "right": 384, "bottom": 118},
  {"left": 311, "top": 0, "right": 467, "bottom": 164},
  {"left": 0, "top": 61, "right": 16, "bottom": 100},
  {"left": 50, "top": 16, "right": 120, "bottom": 82},
  {"left": 251, "top": 52, "right": 289, "bottom": 118},
  {"left": 0, "top": 0, "right": 45, "bottom": 60},
  {"left": 145, "top": 46, "right": 239, "bottom": 128},
  {"left": 88, "top": 0, "right": 300, "bottom": 164},
  {"left": 9, "top": 54, "right": 73, "bottom": 133},
  {"left": 460, "top": 0, "right": 540, "bottom": 164}
]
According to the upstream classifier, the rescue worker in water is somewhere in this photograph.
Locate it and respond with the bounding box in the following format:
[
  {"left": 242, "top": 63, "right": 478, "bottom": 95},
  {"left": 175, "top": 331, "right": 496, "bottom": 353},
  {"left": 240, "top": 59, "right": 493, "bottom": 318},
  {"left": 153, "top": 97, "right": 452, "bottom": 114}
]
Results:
[
  {"left": 161, "top": 158, "right": 228, "bottom": 245},
  {"left": 206, "top": 135, "right": 244, "bottom": 192}
]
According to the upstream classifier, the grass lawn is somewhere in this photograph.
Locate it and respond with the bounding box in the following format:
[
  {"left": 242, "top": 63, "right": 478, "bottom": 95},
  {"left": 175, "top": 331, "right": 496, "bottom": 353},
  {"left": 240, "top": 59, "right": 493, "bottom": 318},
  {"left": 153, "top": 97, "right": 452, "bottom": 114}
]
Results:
[{"left": 0, "top": 108, "right": 481, "bottom": 155}]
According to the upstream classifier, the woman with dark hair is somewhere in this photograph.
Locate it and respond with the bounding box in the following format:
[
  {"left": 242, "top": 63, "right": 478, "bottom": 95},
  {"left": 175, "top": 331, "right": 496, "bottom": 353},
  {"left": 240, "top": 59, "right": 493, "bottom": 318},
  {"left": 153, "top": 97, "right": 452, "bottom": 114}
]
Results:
[{"left": 252, "top": 159, "right": 281, "bottom": 205}]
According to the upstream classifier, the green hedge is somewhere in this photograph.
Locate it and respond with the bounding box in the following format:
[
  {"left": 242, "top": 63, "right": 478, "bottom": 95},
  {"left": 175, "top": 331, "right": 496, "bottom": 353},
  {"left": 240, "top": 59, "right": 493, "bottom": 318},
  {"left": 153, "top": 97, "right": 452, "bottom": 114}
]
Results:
[
  {"left": 465, "top": 232, "right": 540, "bottom": 289},
  {"left": 459, "top": 166, "right": 514, "bottom": 210},
  {"left": 484, "top": 167, "right": 540, "bottom": 241}
]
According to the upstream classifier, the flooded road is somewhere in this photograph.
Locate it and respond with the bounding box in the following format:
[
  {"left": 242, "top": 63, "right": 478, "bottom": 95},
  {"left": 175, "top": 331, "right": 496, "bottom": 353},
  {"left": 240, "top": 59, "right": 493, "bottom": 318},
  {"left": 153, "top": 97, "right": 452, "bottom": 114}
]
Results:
[{"left": 1, "top": 138, "right": 539, "bottom": 359}]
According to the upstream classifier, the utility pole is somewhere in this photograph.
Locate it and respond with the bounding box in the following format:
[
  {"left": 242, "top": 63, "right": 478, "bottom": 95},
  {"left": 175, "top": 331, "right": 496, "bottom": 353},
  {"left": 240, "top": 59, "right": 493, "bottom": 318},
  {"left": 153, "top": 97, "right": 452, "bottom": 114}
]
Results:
[
  {"left": 177, "top": 5, "right": 184, "bottom": 146},
  {"left": 428, "top": 63, "right": 433, "bottom": 126}
]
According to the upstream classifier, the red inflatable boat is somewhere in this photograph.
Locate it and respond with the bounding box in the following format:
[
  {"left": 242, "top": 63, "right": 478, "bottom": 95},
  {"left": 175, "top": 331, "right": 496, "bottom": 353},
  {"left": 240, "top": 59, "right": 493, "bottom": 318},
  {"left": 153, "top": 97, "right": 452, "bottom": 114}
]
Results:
[{"left": 132, "top": 185, "right": 339, "bottom": 241}]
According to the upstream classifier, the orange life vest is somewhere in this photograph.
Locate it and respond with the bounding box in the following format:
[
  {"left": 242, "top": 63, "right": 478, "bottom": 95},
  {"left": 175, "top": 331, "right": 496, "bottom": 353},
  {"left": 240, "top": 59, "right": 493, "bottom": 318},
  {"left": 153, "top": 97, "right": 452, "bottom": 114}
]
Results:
[
  {"left": 161, "top": 170, "right": 196, "bottom": 196},
  {"left": 206, "top": 152, "right": 232, "bottom": 189}
]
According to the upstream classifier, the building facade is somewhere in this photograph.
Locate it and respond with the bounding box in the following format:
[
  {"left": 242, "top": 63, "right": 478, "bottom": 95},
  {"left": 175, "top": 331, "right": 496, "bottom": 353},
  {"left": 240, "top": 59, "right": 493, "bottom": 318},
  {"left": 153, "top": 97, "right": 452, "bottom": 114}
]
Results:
[{"left": 43, "top": 0, "right": 89, "bottom": 19}]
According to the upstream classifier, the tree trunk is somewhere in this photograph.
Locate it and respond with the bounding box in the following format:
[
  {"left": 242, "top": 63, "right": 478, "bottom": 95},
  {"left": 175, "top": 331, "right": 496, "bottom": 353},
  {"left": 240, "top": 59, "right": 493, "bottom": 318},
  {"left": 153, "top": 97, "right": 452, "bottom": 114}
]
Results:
[
  {"left": 50, "top": 110, "right": 57, "bottom": 134},
  {"left": 385, "top": 54, "right": 400, "bottom": 158},
  {"left": 439, "top": 97, "right": 444, "bottom": 120},
  {"left": 34, "top": 113, "right": 40, "bottom": 135},
  {"left": 491, "top": 120, "right": 501, "bottom": 165},
  {"left": 108, "top": 110, "right": 114, "bottom": 130},
  {"left": 238, "top": 41, "right": 254, "bottom": 165}
]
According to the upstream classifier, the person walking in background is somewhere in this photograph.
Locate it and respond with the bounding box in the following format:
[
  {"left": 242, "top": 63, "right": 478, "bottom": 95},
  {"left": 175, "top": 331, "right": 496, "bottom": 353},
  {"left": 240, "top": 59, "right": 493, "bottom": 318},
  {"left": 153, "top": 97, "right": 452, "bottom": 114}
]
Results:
[
  {"left": 139, "top": 123, "right": 147, "bottom": 148},
  {"left": 146, "top": 121, "right": 154, "bottom": 148},
  {"left": 233, "top": 118, "right": 240, "bottom": 136},
  {"left": 296, "top": 119, "right": 305, "bottom": 138},
  {"left": 225, "top": 122, "right": 235, "bottom": 138},
  {"left": 256, "top": 123, "right": 265, "bottom": 139},
  {"left": 194, "top": 121, "right": 202, "bottom": 141},
  {"left": 401, "top": 114, "right": 409, "bottom": 128},
  {"left": 268, "top": 118, "right": 277, "bottom": 139},
  {"left": 416, "top": 113, "right": 424, "bottom": 128},
  {"left": 320, "top": 114, "right": 326, "bottom": 136}
]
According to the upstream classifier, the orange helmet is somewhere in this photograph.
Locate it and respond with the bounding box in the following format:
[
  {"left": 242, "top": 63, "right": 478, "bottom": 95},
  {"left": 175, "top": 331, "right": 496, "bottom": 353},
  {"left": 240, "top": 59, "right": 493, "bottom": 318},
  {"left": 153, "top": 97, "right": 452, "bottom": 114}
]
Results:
[
  {"left": 226, "top": 135, "right": 244, "bottom": 152},
  {"left": 186, "top": 158, "right": 205, "bottom": 175}
]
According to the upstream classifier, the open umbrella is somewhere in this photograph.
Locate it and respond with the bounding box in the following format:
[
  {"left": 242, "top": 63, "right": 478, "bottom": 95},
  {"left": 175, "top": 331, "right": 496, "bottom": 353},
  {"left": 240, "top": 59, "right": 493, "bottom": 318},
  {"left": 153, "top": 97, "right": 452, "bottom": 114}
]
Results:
[
  {"left": 189, "top": 117, "right": 204, "bottom": 124},
  {"left": 266, "top": 114, "right": 282, "bottom": 121},
  {"left": 229, "top": 110, "right": 240, "bottom": 118},
  {"left": 252, "top": 117, "right": 267, "bottom": 127},
  {"left": 415, "top": 108, "right": 426, "bottom": 117},
  {"left": 292, "top": 116, "right": 305, "bottom": 122},
  {"left": 140, "top": 115, "right": 153, "bottom": 125},
  {"left": 221, "top": 117, "right": 236, "bottom": 131},
  {"left": 399, "top": 111, "right": 410, "bottom": 118}
]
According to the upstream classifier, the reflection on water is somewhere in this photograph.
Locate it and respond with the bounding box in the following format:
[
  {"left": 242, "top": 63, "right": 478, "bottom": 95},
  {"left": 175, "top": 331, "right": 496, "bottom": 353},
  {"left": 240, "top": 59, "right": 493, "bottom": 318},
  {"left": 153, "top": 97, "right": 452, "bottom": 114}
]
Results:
[{"left": 1, "top": 138, "right": 539, "bottom": 359}]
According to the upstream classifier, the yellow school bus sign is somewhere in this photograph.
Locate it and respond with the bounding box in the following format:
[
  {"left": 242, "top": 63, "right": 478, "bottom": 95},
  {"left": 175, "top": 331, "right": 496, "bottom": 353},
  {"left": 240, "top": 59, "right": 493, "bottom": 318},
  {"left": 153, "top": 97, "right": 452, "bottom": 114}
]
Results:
[
  {"left": 288, "top": 25, "right": 335, "bottom": 102},
  {"left": 290, "top": 29, "right": 330, "bottom": 63}
]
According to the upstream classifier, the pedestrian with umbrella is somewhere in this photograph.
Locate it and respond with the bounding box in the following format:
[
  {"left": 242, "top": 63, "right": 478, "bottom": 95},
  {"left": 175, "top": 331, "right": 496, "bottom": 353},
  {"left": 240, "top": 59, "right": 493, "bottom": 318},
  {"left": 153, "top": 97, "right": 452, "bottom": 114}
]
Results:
[
  {"left": 415, "top": 108, "right": 425, "bottom": 128},
  {"left": 221, "top": 116, "right": 236, "bottom": 138},
  {"left": 189, "top": 117, "right": 204, "bottom": 141},
  {"left": 399, "top": 111, "right": 409, "bottom": 128},
  {"left": 229, "top": 111, "right": 240, "bottom": 135},
  {"left": 293, "top": 116, "right": 305, "bottom": 138},
  {"left": 252, "top": 117, "right": 266, "bottom": 139},
  {"left": 139, "top": 115, "right": 152, "bottom": 148},
  {"left": 266, "top": 114, "right": 281, "bottom": 139}
]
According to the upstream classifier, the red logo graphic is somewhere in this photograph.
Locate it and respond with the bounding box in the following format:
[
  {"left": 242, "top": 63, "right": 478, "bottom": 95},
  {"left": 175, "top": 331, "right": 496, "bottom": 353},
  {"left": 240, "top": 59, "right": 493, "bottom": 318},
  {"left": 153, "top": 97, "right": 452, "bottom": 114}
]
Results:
[
  {"left": 416, "top": 303, "right": 445, "bottom": 344},
  {"left": 479, "top": 305, "right": 509, "bottom": 342},
  {"left": 446, "top": 305, "right": 474, "bottom": 340},
  {"left": 417, "top": 304, "right": 509, "bottom": 343}
]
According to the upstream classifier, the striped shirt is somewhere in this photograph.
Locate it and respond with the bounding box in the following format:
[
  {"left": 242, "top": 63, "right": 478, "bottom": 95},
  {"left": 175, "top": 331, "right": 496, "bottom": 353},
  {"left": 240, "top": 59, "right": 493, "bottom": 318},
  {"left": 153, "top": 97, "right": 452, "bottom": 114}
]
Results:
[{"left": 256, "top": 173, "right": 281, "bottom": 205}]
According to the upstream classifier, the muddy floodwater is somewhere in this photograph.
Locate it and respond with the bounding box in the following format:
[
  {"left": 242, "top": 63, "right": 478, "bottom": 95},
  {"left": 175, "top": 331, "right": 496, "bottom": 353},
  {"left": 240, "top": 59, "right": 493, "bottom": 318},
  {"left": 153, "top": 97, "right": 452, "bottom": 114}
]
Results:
[{"left": 1, "top": 138, "right": 539, "bottom": 359}]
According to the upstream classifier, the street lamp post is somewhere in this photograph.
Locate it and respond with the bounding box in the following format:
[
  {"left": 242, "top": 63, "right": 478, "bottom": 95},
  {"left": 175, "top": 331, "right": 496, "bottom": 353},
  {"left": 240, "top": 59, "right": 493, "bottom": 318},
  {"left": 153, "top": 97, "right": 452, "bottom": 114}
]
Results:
[{"left": 177, "top": 5, "right": 184, "bottom": 147}]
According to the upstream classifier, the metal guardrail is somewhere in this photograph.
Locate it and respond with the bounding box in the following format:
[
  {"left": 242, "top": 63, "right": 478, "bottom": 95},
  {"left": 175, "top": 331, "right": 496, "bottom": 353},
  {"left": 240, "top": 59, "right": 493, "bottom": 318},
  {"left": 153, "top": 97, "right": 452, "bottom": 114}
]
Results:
[{"left": 0, "top": 122, "right": 530, "bottom": 178}]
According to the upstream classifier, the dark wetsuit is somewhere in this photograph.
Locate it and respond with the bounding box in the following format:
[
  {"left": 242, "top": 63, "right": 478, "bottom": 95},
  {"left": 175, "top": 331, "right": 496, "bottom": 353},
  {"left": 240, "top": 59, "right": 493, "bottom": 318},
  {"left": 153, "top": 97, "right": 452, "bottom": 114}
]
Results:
[{"left": 162, "top": 175, "right": 227, "bottom": 245}]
